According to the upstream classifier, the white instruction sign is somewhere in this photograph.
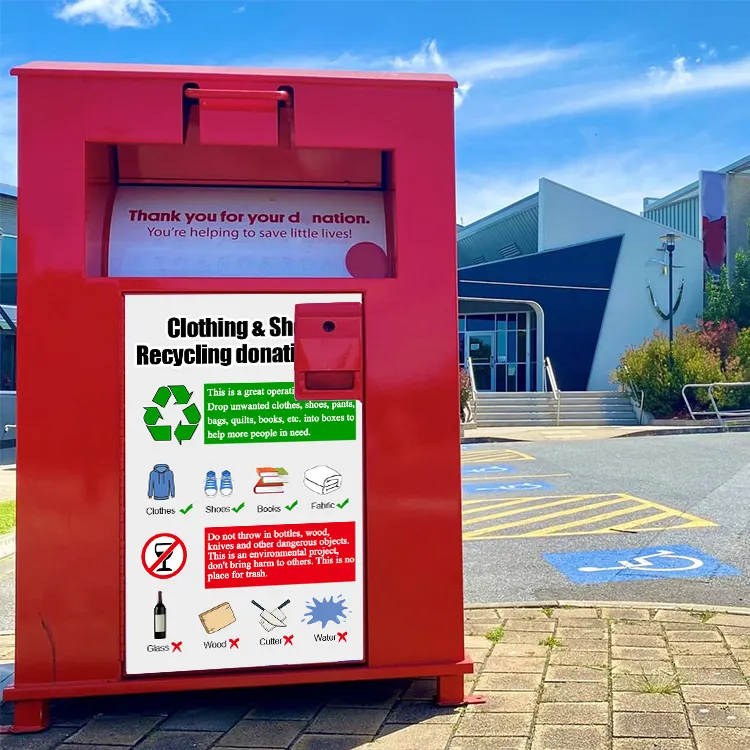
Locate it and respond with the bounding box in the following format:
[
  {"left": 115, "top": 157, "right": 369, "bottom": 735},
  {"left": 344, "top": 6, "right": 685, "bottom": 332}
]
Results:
[
  {"left": 125, "top": 293, "right": 364, "bottom": 675},
  {"left": 109, "top": 186, "right": 388, "bottom": 278}
]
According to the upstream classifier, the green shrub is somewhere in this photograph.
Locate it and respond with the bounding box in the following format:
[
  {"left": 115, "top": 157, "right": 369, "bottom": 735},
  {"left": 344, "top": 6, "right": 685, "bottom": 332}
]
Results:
[
  {"left": 733, "top": 327, "right": 750, "bottom": 378},
  {"left": 704, "top": 245, "right": 750, "bottom": 327},
  {"left": 613, "top": 327, "right": 723, "bottom": 418}
]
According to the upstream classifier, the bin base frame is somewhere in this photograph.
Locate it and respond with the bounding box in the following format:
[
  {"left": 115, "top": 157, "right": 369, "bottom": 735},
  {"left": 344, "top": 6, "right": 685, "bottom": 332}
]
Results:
[{"left": 2, "top": 653, "right": 482, "bottom": 733}]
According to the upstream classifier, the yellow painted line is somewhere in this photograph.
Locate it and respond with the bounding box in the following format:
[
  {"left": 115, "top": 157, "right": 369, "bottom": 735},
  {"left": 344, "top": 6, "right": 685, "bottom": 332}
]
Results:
[
  {"left": 463, "top": 495, "right": 603, "bottom": 521},
  {"left": 461, "top": 493, "right": 592, "bottom": 507},
  {"left": 521, "top": 504, "right": 654, "bottom": 537},
  {"left": 607, "top": 511, "right": 676, "bottom": 532},
  {"left": 462, "top": 473, "right": 569, "bottom": 482},
  {"left": 463, "top": 497, "right": 632, "bottom": 538},
  {"left": 461, "top": 453, "right": 535, "bottom": 463},
  {"left": 616, "top": 494, "right": 719, "bottom": 525},
  {"left": 461, "top": 492, "right": 717, "bottom": 540},
  {"left": 461, "top": 449, "right": 536, "bottom": 464}
]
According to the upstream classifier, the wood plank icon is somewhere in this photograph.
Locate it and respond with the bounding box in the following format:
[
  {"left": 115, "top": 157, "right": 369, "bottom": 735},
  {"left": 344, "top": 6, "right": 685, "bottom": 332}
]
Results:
[{"left": 199, "top": 602, "right": 236, "bottom": 634}]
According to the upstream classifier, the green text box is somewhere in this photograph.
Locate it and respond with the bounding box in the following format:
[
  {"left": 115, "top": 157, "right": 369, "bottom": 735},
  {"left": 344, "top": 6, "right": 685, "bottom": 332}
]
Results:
[{"left": 204, "top": 382, "right": 356, "bottom": 444}]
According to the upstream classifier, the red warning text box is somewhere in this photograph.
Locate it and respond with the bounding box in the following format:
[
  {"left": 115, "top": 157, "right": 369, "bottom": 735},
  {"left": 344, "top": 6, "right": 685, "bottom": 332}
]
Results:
[{"left": 205, "top": 522, "right": 356, "bottom": 588}]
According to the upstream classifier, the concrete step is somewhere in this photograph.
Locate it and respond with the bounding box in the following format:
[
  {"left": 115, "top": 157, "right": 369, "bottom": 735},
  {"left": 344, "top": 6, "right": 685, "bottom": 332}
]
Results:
[
  {"left": 477, "top": 417, "right": 640, "bottom": 427},
  {"left": 474, "top": 390, "right": 637, "bottom": 427},
  {"left": 477, "top": 406, "right": 635, "bottom": 414},
  {"left": 477, "top": 393, "right": 630, "bottom": 403},
  {"left": 477, "top": 403, "right": 635, "bottom": 413}
]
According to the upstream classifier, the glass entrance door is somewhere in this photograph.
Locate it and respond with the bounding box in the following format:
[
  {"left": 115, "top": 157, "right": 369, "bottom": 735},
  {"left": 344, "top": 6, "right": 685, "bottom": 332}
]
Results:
[
  {"left": 460, "top": 311, "right": 535, "bottom": 392},
  {"left": 467, "top": 333, "right": 494, "bottom": 391}
]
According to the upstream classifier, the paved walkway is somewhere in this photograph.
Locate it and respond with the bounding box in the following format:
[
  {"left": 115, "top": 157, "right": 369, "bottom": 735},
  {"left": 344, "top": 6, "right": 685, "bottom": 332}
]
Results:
[{"left": 1, "top": 603, "right": 750, "bottom": 748}]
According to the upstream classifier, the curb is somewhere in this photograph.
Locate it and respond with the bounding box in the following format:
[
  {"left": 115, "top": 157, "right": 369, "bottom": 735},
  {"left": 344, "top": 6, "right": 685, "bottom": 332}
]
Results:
[
  {"left": 464, "top": 599, "right": 750, "bottom": 615},
  {"left": 461, "top": 424, "right": 750, "bottom": 445},
  {"left": 613, "top": 425, "right": 750, "bottom": 438},
  {"left": 0, "top": 533, "right": 14, "bottom": 561},
  {"left": 461, "top": 436, "right": 518, "bottom": 444}
]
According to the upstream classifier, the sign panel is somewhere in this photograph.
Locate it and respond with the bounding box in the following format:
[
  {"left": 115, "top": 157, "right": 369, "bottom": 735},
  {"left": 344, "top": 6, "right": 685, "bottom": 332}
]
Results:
[
  {"left": 544, "top": 545, "right": 742, "bottom": 584},
  {"left": 125, "top": 293, "right": 364, "bottom": 675},
  {"left": 109, "top": 186, "right": 388, "bottom": 279}
]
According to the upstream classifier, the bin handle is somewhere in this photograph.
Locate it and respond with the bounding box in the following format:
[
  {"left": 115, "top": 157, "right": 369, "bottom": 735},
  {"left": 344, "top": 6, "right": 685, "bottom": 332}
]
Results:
[{"left": 185, "top": 88, "right": 289, "bottom": 102}]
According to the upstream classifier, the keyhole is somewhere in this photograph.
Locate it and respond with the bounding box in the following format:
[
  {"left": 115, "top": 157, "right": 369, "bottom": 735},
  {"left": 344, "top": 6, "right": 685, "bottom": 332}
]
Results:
[{"left": 322, "top": 321, "right": 336, "bottom": 333}]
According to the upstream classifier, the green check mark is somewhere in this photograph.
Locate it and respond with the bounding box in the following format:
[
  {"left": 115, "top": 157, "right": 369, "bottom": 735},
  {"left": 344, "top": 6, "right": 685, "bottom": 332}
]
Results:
[
  {"left": 232, "top": 502, "right": 246, "bottom": 513},
  {"left": 336, "top": 498, "right": 350, "bottom": 509},
  {"left": 285, "top": 500, "right": 299, "bottom": 511},
  {"left": 179, "top": 503, "right": 193, "bottom": 515}
]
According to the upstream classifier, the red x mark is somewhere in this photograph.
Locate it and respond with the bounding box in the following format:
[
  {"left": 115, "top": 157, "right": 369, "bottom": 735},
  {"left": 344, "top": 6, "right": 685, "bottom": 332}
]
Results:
[
  {"left": 171, "top": 641, "right": 182, "bottom": 653},
  {"left": 229, "top": 638, "right": 240, "bottom": 649},
  {"left": 337, "top": 632, "right": 348, "bottom": 642},
  {"left": 283, "top": 634, "right": 294, "bottom": 646}
]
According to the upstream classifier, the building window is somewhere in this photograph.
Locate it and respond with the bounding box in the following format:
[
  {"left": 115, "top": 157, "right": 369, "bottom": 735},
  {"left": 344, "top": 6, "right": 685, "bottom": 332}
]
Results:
[{"left": 0, "top": 335, "right": 16, "bottom": 391}]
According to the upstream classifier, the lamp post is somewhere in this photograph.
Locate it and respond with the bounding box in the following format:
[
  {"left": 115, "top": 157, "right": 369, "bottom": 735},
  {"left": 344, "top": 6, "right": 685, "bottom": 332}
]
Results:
[{"left": 659, "top": 233, "right": 680, "bottom": 368}]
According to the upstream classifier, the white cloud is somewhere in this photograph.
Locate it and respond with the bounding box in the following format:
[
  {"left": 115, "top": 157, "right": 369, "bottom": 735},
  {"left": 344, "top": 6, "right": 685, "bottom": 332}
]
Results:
[
  {"left": 473, "top": 54, "right": 750, "bottom": 129},
  {"left": 233, "top": 39, "right": 590, "bottom": 110},
  {"left": 457, "top": 144, "right": 728, "bottom": 225},
  {"left": 56, "top": 0, "right": 169, "bottom": 29}
]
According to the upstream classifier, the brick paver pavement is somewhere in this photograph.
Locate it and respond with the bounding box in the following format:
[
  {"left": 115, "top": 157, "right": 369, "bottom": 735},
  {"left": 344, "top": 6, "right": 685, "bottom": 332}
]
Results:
[{"left": 1, "top": 604, "right": 750, "bottom": 748}]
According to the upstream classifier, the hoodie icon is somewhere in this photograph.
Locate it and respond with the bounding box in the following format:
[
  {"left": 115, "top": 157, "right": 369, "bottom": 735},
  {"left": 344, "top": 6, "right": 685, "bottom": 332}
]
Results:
[{"left": 148, "top": 464, "right": 175, "bottom": 501}]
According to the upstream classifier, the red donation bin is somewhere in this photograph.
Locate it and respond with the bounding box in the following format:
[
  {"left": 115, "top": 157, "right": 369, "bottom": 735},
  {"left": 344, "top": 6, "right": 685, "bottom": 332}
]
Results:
[{"left": 6, "top": 61, "right": 474, "bottom": 733}]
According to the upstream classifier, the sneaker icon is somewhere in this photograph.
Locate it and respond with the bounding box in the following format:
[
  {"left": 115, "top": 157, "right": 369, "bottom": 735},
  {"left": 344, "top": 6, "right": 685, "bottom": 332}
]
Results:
[
  {"left": 205, "top": 471, "right": 218, "bottom": 497},
  {"left": 220, "top": 470, "right": 233, "bottom": 497}
]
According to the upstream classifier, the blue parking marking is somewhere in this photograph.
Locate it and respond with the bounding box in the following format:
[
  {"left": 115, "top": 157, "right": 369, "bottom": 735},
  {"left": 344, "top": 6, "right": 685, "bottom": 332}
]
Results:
[
  {"left": 462, "top": 464, "right": 516, "bottom": 476},
  {"left": 463, "top": 480, "right": 553, "bottom": 496},
  {"left": 544, "top": 545, "right": 742, "bottom": 584}
]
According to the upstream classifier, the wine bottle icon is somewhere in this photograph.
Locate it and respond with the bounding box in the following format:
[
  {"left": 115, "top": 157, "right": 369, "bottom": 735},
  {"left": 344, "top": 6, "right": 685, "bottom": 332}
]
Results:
[{"left": 154, "top": 591, "right": 167, "bottom": 639}]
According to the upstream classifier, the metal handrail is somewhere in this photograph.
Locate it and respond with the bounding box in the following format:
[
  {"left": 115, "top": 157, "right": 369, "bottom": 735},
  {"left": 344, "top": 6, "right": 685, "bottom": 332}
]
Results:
[
  {"left": 544, "top": 357, "right": 561, "bottom": 427},
  {"left": 464, "top": 357, "right": 478, "bottom": 424},
  {"left": 682, "top": 381, "right": 750, "bottom": 428},
  {"left": 621, "top": 364, "right": 645, "bottom": 425}
]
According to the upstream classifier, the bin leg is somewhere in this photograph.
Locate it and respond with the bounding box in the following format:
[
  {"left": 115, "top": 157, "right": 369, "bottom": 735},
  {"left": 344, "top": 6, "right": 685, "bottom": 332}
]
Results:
[
  {"left": 2, "top": 700, "right": 50, "bottom": 733},
  {"left": 435, "top": 674, "right": 486, "bottom": 707}
]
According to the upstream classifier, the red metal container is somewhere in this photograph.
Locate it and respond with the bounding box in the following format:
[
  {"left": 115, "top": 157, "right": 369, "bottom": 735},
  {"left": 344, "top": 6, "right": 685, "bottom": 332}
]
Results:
[{"left": 5, "top": 62, "right": 472, "bottom": 733}]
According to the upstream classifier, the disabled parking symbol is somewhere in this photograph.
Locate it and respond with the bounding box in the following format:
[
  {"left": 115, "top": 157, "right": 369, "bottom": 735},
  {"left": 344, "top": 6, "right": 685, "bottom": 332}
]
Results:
[
  {"left": 544, "top": 545, "right": 742, "bottom": 584},
  {"left": 463, "top": 480, "right": 552, "bottom": 496},
  {"left": 462, "top": 464, "right": 516, "bottom": 476}
]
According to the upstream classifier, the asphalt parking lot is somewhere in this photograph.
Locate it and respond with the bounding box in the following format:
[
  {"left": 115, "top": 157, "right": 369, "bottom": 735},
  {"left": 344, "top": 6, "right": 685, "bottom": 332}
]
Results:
[
  {"left": 0, "top": 433, "right": 748, "bottom": 637},
  {"left": 462, "top": 432, "right": 750, "bottom": 607}
]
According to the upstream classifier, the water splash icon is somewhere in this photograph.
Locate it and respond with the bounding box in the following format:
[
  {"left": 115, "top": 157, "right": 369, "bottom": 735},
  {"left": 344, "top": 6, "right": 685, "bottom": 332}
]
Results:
[{"left": 302, "top": 595, "right": 349, "bottom": 629}]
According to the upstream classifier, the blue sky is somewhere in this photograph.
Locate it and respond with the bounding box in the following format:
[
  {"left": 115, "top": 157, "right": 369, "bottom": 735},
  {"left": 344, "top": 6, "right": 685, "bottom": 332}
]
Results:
[{"left": 2, "top": 0, "right": 750, "bottom": 222}]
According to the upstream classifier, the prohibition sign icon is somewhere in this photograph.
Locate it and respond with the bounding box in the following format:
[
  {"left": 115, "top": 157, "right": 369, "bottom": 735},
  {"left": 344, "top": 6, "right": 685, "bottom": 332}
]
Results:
[{"left": 141, "top": 533, "right": 187, "bottom": 580}]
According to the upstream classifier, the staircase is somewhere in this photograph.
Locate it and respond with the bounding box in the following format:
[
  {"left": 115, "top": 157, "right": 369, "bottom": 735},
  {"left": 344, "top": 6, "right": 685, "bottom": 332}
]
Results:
[{"left": 475, "top": 391, "right": 640, "bottom": 427}]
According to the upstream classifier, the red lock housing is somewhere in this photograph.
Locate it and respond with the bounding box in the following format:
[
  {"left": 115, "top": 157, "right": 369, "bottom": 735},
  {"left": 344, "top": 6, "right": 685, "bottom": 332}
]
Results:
[{"left": 294, "top": 302, "right": 363, "bottom": 401}]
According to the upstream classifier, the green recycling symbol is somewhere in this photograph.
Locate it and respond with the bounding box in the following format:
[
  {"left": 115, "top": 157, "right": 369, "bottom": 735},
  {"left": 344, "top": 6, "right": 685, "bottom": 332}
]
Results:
[{"left": 143, "top": 385, "right": 201, "bottom": 444}]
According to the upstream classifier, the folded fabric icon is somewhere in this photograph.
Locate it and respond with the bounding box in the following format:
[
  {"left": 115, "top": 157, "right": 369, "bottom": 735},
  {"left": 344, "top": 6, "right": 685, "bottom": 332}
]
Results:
[{"left": 304, "top": 465, "right": 342, "bottom": 495}]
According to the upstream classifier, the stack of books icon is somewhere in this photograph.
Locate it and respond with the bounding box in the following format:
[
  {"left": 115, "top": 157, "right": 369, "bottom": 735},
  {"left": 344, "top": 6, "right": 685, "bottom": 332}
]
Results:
[{"left": 254, "top": 467, "right": 289, "bottom": 494}]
